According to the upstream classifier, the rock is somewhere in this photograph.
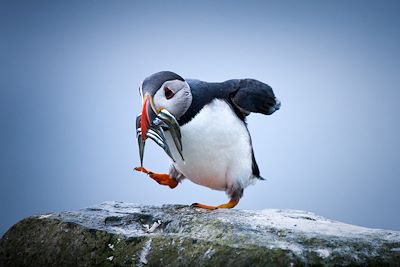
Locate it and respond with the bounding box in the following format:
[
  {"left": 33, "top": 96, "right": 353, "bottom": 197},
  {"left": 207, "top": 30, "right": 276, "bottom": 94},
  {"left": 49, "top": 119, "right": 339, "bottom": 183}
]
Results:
[{"left": 1, "top": 201, "right": 399, "bottom": 266}]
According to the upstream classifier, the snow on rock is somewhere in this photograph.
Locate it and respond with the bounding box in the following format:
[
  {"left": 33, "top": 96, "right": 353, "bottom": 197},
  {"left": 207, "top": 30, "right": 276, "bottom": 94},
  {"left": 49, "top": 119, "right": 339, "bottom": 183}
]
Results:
[{"left": 1, "top": 201, "right": 399, "bottom": 266}]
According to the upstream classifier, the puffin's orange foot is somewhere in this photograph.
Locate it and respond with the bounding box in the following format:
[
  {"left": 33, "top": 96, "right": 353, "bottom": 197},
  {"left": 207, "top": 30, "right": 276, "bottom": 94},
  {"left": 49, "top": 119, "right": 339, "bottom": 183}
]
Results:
[
  {"left": 134, "top": 166, "right": 178, "bottom": 189},
  {"left": 191, "top": 199, "right": 239, "bottom": 210},
  {"left": 191, "top": 203, "right": 218, "bottom": 210}
]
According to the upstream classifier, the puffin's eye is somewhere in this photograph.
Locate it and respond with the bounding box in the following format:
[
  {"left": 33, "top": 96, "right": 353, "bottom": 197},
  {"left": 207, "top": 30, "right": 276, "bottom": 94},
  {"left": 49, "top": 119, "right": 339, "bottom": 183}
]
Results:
[{"left": 164, "top": 86, "right": 175, "bottom": 99}]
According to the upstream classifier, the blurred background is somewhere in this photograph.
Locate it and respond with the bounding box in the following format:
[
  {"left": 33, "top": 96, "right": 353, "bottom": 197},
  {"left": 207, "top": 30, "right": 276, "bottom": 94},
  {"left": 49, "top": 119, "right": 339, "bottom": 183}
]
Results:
[{"left": 1, "top": 0, "right": 400, "bottom": 235}]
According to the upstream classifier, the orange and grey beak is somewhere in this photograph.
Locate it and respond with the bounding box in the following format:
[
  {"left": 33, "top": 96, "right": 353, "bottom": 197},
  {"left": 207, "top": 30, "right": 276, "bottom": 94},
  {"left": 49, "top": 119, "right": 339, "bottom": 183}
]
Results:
[
  {"left": 135, "top": 94, "right": 184, "bottom": 167},
  {"left": 140, "top": 95, "right": 158, "bottom": 140}
]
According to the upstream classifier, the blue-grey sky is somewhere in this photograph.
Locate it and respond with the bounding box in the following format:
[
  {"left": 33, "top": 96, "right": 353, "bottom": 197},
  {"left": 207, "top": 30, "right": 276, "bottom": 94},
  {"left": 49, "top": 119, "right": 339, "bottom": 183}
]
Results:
[{"left": 1, "top": 0, "right": 400, "bottom": 235}]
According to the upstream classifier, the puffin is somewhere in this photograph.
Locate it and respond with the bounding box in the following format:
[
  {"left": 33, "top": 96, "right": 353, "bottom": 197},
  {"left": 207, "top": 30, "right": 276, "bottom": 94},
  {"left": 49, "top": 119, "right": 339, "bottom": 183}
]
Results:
[{"left": 134, "top": 71, "right": 280, "bottom": 209}]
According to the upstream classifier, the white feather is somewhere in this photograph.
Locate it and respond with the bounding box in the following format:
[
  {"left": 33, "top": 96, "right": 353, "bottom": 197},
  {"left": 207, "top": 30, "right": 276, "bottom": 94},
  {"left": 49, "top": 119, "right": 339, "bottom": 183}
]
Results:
[{"left": 165, "top": 99, "right": 255, "bottom": 193}]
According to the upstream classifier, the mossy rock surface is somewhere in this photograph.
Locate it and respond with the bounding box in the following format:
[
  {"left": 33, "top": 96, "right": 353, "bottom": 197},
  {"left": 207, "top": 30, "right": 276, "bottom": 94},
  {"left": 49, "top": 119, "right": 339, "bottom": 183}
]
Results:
[{"left": 1, "top": 202, "right": 400, "bottom": 266}]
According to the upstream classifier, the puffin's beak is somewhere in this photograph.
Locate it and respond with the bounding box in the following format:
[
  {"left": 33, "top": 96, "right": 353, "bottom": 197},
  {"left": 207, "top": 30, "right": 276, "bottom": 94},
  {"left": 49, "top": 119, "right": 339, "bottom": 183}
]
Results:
[
  {"left": 136, "top": 94, "right": 184, "bottom": 167},
  {"left": 140, "top": 94, "right": 157, "bottom": 140}
]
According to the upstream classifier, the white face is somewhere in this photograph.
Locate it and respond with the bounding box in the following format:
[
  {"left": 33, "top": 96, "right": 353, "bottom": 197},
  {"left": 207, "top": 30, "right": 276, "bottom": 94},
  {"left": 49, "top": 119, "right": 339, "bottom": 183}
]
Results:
[{"left": 152, "top": 79, "right": 192, "bottom": 119}]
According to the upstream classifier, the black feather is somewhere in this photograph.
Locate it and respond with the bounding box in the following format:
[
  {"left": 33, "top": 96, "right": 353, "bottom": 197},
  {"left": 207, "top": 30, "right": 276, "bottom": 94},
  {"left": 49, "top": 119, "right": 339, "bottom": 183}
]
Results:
[
  {"left": 179, "top": 78, "right": 278, "bottom": 125},
  {"left": 230, "top": 79, "right": 277, "bottom": 116}
]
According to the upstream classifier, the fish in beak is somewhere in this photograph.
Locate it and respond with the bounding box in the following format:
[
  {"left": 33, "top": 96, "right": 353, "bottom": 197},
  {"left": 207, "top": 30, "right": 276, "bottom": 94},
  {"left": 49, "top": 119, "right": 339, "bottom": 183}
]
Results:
[{"left": 136, "top": 94, "right": 184, "bottom": 167}]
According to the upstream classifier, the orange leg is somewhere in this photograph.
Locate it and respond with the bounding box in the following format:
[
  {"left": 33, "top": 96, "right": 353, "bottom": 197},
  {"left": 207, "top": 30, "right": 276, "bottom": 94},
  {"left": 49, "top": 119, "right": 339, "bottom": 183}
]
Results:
[
  {"left": 191, "top": 199, "right": 239, "bottom": 210},
  {"left": 134, "top": 167, "right": 178, "bottom": 189}
]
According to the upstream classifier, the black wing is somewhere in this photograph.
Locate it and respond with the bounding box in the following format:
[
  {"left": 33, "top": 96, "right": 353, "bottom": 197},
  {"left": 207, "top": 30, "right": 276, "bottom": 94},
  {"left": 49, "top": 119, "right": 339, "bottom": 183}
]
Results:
[
  {"left": 179, "top": 78, "right": 280, "bottom": 125},
  {"left": 228, "top": 79, "right": 280, "bottom": 117}
]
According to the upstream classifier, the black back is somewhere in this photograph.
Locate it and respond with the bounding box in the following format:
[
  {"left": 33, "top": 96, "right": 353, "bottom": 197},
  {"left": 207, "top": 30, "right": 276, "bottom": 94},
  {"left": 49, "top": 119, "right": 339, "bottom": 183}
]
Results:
[
  {"left": 178, "top": 79, "right": 235, "bottom": 125},
  {"left": 178, "top": 78, "right": 278, "bottom": 125}
]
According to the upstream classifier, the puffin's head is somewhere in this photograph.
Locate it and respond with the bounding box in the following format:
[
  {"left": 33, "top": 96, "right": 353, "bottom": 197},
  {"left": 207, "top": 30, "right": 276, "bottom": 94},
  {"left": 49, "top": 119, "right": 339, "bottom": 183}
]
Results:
[
  {"left": 139, "top": 71, "right": 192, "bottom": 140},
  {"left": 136, "top": 71, "right": 190, "bottom": 166}
]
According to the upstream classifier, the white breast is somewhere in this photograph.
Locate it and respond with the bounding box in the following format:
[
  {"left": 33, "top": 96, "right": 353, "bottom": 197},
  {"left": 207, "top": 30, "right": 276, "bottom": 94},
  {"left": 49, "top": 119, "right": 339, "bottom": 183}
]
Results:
[{"left": 165, "top": 99, "right": 255, "bottom": 192}]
